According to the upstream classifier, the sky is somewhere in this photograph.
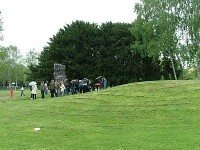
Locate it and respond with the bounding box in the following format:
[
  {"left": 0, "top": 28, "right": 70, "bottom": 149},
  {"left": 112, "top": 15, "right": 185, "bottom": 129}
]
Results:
[{"left": 0, "top": 0, "right": 140, "bottom": 56}]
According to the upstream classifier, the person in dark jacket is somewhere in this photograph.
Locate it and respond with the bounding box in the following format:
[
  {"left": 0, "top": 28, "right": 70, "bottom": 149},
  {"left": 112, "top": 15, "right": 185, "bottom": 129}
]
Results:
[{"left": 40, "top": 81, "right": 45, "bottom": 98}]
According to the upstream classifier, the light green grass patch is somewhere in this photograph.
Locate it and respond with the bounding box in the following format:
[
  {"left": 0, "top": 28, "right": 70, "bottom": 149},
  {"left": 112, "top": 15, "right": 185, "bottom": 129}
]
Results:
[{"left": 0, "top": 80, "right": 200, "bottom": 149}]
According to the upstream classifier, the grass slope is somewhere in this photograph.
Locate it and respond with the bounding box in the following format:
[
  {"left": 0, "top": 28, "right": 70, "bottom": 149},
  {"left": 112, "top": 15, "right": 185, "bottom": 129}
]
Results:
[{"left": 0, "top": 80, "right": 200, "bottom": 150}]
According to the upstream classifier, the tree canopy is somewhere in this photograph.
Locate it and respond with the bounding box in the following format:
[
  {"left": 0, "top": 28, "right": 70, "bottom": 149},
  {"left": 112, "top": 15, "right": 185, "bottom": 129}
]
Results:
[
  {"left": 29, "top": 20, "right": 162, "bottom": 84},
  {"left": 0, "top": 11, "right": 3, "bottom": 41},
  {"left": 0, "top": 45, "right": 28, "bottom": 87},
  {"left": 132, "top": 0, "right": 200, "bottom": 79}
]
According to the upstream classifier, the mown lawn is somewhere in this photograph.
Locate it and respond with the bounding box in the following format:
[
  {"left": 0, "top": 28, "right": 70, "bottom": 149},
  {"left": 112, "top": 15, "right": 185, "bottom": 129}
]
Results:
[{"left": 0, "top": 80, "right": 200, "bottom": 150}]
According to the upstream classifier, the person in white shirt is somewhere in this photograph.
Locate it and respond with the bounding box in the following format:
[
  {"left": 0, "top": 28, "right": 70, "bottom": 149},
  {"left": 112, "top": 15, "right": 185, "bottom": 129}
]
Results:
[
  {"left": 21, "top": 86, "right": 25, "bottom": 96},
  {"left": 60, "top": 82, "right": 65, "bottom": 96}
]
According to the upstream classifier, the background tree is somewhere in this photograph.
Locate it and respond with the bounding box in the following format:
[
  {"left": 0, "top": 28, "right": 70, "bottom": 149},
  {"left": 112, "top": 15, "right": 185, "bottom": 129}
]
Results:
[
  {"left": 6, "top": 45, "right": 23, "bottom": 88},
  {"left": 25, "top": 48, "right": 39, "bottom": 67},
  {"left": 29, "top": 20, "right": 161, "bottom": 84},
  {"left": 132, "top": 1, "right": 179, "bottom": 80},
  {"left": 0, "top": 11, "right": 28, "bottom": 87},
  {"left": 0, "top": 46, "right": 8, "bottom": 82},
  {"left": 160, "top": 54, "right": 182, "bottom": 80},
  {"left": 132, "top": 0, "right": 200, "bottom": 79},
  {"left": 175, "top": 0, "right": 200, "bottom": 78},
  {"left": 97, "top": 22, "right": 133, "bottom": 84},
  {"left": 0, "top": 11, "right": 3, "bottom": 41},
  {"left": 0, "top": 45, "right": 28, "bottom": 87},
  {"left": 36, "top": 21, "right": 101, "bottom": 82},
  {"left": 24, "top": 48, "right": 40, "bottom": 82}
]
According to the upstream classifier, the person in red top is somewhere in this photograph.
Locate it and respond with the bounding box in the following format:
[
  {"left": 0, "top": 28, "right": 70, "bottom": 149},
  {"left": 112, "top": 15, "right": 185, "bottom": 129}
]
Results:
[{"left": 10, "top": 87, "right": 13, "bottom": 98}]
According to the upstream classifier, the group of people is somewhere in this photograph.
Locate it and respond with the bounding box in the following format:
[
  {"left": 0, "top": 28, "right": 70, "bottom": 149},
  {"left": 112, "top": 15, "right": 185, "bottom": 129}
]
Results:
[
  {"left": 29, "top": 81, "right": 49, "bottom": 99},
  {"left": 48, "top": 78, "right": 97, "bottom": 98},
  {"left": 27, "top": 77, "right": 107, "bottom": 99}
]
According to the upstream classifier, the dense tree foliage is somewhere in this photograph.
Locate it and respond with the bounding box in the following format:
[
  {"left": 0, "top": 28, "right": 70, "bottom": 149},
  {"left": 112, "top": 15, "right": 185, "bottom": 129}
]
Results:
[
  {"left": 132, "top": 0, "right": 200, "bottom": 79},
  {"left": 29, "top": 21, "right": 161, "bottom": 85},
  {"left": 25, "top": 49, "right": 39, "bottom": 67},
  {"left": 0, "top": 11, "right": 3, "bottom": 41},
  {"left": 0, "top": 45, "right": 28, "bottom": 87}
]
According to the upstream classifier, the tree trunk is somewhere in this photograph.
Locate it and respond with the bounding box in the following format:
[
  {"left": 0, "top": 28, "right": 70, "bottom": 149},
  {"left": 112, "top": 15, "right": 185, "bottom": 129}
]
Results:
[
  {"left": 197, "top": 62, "right": 200, "bottom": 79},
  {"left": 15, "top": 77, "right": 17, "bottom": 91},
  {"left": 170, "top": 55, "right": 177, "bottom": 80},
  {"left": 176, "top": 54, "right": 184, "bottom": 79}
]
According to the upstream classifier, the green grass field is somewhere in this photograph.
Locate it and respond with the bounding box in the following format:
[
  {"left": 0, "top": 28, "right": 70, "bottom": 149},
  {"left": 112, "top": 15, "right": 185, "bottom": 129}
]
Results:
[{"left": 0, "top": 80, "right": 200, "bottom": 150}]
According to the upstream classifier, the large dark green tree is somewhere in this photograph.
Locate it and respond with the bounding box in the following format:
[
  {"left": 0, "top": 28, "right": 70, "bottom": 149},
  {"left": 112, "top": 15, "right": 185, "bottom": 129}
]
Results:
[
  {"left": 37, "top": 21, "right": 101, "bottom": 82},
  {"left": 97, "top": 22, "right": 132, "bottom": 83},
  {"left": 29, "top": 20, "right": 161, "bottom": 84}
]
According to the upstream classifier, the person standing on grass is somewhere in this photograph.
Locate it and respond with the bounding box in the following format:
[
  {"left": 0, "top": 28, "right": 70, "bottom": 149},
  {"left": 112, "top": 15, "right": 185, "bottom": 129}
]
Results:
[
  {"left": 79, "top": 80, "right": 83, "bottom": 93},
  {"left": 55, "top": 80, "right": 60, "bottom": 97},
  {"left": 44, "top": 81, "right": 48, "bottom": 95},
  {"left": 49, "top": 80, "right": 55, "bottom": 98},
  {"left": 21, "top": 85, "right": 25, "bottom": 96},
  {"left": 10, "top": 87, "right": 13, "bottom": 98},
  {"left": 70, "top": 80, "right": 75, "bottom": 95},
  {"left": 65, "top": 80, "right": 69, "bottom": 95},
  {"left": 31, "top": 85, "right": 37, "bottom": 100},
  {"left": 40, "top": 81, "right": 45, "bottom": 98},
  {"left": 60, "top": 82, "right": 65, "bottom": 96},
  {"left": 103, "top": 77, "right": 107, "bottom": 89}
]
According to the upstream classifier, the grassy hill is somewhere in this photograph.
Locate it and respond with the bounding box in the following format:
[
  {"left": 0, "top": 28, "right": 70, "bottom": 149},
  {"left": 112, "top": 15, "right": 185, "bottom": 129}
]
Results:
[{"left": 0, "top": 80, "right": 200, "bottom": 150}]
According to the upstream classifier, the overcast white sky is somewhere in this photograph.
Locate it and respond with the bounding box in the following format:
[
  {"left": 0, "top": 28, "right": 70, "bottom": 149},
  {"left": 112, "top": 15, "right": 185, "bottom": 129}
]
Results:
[{"left": 0, "top": 0, "right": 140, "bottom": 55}]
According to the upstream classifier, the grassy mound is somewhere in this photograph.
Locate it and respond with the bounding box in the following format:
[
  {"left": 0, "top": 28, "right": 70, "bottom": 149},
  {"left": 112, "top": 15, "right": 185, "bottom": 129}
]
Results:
[{"left": 0, "top": 80, "right": 200, "bottom": 149}]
